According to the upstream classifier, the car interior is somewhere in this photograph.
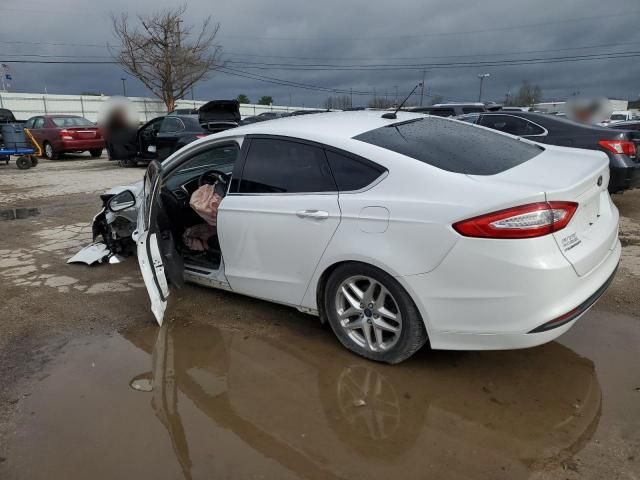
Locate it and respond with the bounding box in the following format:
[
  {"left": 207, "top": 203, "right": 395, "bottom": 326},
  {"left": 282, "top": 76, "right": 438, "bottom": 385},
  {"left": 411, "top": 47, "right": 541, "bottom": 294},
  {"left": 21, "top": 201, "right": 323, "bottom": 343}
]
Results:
[{"left": 158, "top": 142, "right": 239, "bottom": 273}]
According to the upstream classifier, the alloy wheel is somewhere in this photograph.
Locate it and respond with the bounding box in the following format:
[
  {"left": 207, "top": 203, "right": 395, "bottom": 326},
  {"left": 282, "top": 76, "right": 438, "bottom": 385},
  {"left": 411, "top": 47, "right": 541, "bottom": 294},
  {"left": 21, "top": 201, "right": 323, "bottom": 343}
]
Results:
[{"left": 335, "top": 275, "right": 403, "bottom": 352}]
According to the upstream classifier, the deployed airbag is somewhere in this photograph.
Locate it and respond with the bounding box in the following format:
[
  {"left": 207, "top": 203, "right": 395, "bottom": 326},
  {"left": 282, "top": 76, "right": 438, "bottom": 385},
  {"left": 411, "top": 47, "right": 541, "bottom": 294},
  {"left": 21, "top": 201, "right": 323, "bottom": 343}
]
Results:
[{"left": 189, "top": 183, "right": 222, "bottom": 226}]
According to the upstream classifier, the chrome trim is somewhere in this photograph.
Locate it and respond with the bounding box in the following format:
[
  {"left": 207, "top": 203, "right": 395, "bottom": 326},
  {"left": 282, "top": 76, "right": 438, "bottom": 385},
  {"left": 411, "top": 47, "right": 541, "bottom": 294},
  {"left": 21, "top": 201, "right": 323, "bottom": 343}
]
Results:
[{"left": 228, "top": 170, "right": 389, "bottom": 197}]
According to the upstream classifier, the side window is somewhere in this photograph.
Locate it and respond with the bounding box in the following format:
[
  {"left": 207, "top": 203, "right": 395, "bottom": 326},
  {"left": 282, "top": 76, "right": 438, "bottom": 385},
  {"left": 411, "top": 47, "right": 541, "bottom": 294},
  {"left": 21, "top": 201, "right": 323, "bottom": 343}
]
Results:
[
  {"left": 177, "top": 143, "right": 239, "bottom": 174},
  {"left": 430, "top": 108, "right": 455, "bottom": 117},
  {"left": 24, "top": 118, "right": 33, "bottom": 129},
  {"left": 159, "top": 117, "right": 184, "bottom": 133},
  {"left": 523, "top": 121, "right": 545, "bottom": 136},
  {"left": 33, "top": 117, "right": 45, "bottom": 129},
  {"left": 325, "top": 150, "right": 386, "bottom": 191},
  {"left": 480, "top": 115, "right": 531, "bottom": 136},
  {"left": 458, "top": 113, "right": 480, "bottom": 124},
  {"left": 239, "top": 138, "right": 335, "bottom": 194}
]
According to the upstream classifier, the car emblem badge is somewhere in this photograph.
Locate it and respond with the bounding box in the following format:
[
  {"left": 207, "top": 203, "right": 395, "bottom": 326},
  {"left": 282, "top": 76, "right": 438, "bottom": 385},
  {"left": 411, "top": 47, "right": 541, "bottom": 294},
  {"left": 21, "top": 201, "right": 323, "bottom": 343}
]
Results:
[{"left": 597, "top": 175, "right": 603, "bottom": 186}]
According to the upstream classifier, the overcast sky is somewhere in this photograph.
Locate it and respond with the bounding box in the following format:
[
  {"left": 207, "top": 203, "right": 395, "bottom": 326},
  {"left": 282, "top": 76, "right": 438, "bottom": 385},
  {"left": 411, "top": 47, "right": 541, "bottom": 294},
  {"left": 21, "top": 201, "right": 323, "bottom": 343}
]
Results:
[{"left": 2, "top": 0, "right": 640, "bottom": 107}]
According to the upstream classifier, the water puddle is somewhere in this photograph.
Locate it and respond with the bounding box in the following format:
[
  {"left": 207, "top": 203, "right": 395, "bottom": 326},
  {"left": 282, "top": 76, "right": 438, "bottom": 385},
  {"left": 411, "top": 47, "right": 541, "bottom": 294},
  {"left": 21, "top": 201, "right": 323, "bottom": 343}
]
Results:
[{"left": 5, "top": 313, "right": 627, "bottom": 480}]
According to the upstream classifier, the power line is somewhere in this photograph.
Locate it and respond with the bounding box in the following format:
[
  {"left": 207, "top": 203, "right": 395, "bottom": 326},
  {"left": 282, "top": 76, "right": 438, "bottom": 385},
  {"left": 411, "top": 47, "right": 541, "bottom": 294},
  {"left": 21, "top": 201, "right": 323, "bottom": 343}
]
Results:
[
  {"left": 224, "top": 41, "right": 640, "bottom": 62},
  {"left": 224, "top": 51, "right": 640, "bottom": 70},
  {"left": 216, "top": 12, "right": 640, "bottom": 41}
]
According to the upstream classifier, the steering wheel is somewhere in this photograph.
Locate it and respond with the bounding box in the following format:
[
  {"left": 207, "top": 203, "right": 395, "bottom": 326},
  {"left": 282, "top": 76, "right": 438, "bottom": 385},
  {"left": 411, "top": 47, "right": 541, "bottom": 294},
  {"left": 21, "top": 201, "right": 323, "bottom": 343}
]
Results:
[{"left": 198, "top": 169, "right": 230, "bottom": 187}]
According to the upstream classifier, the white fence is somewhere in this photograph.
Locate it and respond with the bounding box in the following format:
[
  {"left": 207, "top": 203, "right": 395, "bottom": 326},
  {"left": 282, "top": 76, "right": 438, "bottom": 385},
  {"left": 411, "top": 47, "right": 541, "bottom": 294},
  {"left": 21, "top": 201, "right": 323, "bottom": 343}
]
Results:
[{"left": 0, "top": 92, "right": 310, "bottom": 123}]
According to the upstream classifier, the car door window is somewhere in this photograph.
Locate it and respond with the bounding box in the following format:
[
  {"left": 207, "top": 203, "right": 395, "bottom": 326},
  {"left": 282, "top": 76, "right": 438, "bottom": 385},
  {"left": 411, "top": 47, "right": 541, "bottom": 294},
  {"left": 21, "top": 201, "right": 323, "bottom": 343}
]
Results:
[
  {"left": 33, "top": 117, "right": 45, "bottom": 129},
  {"left": 159, "top": 117, "right": 184, "bottom": 133},
  {"left": 325, "top": 150, "right": 386, "bottom": 191},
  {"left": 177, "top": 143, "right": 239, "bottom": 174},
  {"left": 239, "top": 138, "right": 336, "bottom": 193},
  {"left": 480, "top": 115, "right": 539, "bottom": 136},
  {"left": 430, "top": 108, "right": 455, "bottom": 117}
]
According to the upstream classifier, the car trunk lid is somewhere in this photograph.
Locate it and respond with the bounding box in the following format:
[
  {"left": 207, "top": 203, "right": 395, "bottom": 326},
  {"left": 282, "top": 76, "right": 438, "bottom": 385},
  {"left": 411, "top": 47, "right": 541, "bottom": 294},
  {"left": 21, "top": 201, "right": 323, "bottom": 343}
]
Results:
[
  {"left": 468, "top": 145, "right": 617, "bottom": 276},
  {"left": 64, "top": 126, "right": 100, "bottom": 139}
]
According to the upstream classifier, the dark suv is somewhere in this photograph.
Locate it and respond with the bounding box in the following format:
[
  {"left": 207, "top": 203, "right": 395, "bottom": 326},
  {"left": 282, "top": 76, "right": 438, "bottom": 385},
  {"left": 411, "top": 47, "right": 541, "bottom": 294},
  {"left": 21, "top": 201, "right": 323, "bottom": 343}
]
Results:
[{"left": 407, "top": 103, "right": 488, "bottom": 117}]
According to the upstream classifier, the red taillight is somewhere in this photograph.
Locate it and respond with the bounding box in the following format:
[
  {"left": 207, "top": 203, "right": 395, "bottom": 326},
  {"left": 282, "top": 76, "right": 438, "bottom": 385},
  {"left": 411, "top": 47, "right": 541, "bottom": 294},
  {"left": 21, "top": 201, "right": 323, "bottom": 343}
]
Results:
[
  {"left": 59, "top": 129, "right": 74, "bottom": 140},
  {"left": 598, "top": 139, "right": 636, "bottom": 157},
  {"left": 196, "top": 134, "right": 209, "bottom": 139},
  {"left": 453, "top": 201, "right": 578, "bottom": 239}
]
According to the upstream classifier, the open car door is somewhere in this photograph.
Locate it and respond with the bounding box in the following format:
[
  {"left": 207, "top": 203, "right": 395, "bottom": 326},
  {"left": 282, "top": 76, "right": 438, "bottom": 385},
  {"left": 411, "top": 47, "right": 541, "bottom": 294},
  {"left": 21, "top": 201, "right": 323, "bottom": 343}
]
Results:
[
  {"left": 135, "top": 160, "right": 184, "bottom": 325},
  {"left": 138, "top": 116, "right": 164, "bottom": 159}
]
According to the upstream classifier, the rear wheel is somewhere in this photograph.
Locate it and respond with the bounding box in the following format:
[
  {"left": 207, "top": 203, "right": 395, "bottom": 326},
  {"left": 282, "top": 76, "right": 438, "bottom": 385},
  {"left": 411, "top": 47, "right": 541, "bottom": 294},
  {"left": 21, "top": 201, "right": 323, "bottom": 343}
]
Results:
[
  {"left": 89, "top": 149, "right": 102, "bottom": 158},
  {"left": 43, "top": 142, "right": 58, "bottom": 160},
  {"left": 16, "top": 156, "right": 32, "bottom": 170},
  {"left": 29, "top": 156, "right": 38, "bottom": 167},
  {"left": 324, "top": 263, "right": 428, "bottom": 364}
]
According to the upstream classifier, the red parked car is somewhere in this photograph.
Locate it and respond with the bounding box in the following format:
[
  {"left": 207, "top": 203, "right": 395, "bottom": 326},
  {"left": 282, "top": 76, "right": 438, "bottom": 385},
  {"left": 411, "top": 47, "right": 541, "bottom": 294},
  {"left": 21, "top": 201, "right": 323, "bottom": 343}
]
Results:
[{"left": 24, "top": 115, "right": 104, "bottom": 159}]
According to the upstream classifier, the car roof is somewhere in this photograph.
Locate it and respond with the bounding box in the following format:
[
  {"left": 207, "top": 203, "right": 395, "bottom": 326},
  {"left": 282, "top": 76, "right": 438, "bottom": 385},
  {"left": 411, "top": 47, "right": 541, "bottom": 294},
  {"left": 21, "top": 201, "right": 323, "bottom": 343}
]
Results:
[{"left": 225, "top": 110, "right": 426, "bottom": 143}]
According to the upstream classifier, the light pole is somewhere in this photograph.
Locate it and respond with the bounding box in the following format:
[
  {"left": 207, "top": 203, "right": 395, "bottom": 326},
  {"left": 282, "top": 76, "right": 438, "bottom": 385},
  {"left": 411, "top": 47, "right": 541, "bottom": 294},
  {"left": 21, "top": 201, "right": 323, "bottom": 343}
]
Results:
[
  {"left": 121, "top": 78, "right": 127, "bottom": 97},
  {"left": 477, "top": 73, "right": 490, "bottom": 102}
]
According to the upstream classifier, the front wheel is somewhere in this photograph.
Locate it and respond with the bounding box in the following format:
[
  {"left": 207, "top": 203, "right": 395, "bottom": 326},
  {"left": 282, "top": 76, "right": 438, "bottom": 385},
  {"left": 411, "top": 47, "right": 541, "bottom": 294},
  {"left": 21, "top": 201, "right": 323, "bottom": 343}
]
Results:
[
  {"left": 324, "top": 263, "right": 428, "bottom": 364},
  {"left": 89, "top": 149, "right": 103, "bottom": 158}
]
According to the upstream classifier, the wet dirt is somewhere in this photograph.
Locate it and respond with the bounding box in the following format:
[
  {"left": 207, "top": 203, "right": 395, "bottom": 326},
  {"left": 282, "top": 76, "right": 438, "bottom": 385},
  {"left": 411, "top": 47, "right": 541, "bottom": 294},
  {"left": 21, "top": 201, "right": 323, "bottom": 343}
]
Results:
[
  {"left": 1, "top": 305, "right": 639, "bottom": 480},
  {"left": 0, "top": 162, "right": 639, "bottom": 479}
]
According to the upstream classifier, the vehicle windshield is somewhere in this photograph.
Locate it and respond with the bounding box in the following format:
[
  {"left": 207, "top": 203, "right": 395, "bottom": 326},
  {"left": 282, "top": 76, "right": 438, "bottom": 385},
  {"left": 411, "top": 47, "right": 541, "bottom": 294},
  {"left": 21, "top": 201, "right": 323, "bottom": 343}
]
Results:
[{"left": 52, "top": 117, "right": 94, "bottom": 127}]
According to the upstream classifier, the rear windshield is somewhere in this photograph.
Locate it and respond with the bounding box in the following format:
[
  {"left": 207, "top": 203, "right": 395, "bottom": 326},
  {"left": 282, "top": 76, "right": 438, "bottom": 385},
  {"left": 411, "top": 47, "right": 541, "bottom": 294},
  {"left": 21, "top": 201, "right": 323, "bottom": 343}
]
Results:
[
  {"left": 353, "top": 117, "right": 543, "bottom": 175},
  {"left": 52, "top": 117, "right": 93, "bottom": 127}
]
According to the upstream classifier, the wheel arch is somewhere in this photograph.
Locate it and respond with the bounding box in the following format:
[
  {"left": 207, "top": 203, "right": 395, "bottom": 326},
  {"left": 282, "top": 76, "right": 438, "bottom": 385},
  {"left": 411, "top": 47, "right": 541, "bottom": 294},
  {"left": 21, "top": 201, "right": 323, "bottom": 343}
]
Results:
[{"left": 313, "top": 258, "right": 432, "bottom": 337}]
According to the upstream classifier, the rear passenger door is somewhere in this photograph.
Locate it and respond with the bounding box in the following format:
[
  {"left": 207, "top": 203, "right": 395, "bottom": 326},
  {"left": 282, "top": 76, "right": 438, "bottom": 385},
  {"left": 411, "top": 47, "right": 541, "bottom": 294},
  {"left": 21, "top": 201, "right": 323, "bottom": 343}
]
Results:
[
  {"left": 217, "top": 136, "right": 341, "bottom": 306},
  {"left": 29, "top": 117, "right": 46, "bottom": 148}
]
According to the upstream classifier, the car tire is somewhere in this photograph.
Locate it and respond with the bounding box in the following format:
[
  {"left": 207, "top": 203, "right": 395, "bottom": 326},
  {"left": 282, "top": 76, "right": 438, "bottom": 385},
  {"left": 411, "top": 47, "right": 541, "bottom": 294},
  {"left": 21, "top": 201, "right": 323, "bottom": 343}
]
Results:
[
  {"left": 16, "top": 156, "right": 32, "bottom": 170},
  {"left": 90, "top": 149, "right": 103, "bottom": 158},
  {"left": 119, "top": 158, "right": 138, "bottom": 168},
  {"left": 43, "top": 142, "right": 58, "bottom": 160},
  {"left": 324, "top": 262, "right": 428, "bottom": 364},
  {"left": 30, "top": 156, "right": 38, "bottom": 167}
]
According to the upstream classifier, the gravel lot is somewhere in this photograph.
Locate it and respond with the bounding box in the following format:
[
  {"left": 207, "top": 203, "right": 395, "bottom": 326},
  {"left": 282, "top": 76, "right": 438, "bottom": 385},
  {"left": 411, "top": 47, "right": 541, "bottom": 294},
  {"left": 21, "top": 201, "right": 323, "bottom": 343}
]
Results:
[{"left": 0, "top": 154, "right": 638, "bottom": 480}]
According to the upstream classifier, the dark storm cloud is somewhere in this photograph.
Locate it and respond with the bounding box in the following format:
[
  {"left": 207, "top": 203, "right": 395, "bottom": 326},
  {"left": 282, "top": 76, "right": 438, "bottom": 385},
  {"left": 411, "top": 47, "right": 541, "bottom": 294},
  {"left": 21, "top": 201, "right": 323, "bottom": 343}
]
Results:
[{"left": 2, "top": 0, "right": 640, "bottom": 106}]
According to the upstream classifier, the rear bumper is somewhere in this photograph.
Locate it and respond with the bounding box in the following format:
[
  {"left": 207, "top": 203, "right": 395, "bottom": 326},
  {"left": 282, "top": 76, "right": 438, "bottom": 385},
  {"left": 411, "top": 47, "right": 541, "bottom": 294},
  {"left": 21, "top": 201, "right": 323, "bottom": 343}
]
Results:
[
  {"left": 60, "top": 139, "right": 105, "bottom": 151},
  {"left": 398, "top": 233, "right": 621, "bottom": 351},
  {"left": 609, "top": 154, "right": 639, "bottom": 192}
]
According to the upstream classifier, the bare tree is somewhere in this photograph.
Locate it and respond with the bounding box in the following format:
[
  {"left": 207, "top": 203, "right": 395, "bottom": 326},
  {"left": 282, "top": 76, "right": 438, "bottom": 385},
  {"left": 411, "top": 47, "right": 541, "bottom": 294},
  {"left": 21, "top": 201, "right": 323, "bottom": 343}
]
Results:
[
  {"left": 111, "top": 5, "right": 223, "bottom": 111},
  {"left": 368, "top": 97, "right": 394, "bottom": 109},
  {"left": 324, "top": 95, "right": 352, "bottom": 110},
  {"left": 509, "top": 81, "right": 544, "bottom": 106}
]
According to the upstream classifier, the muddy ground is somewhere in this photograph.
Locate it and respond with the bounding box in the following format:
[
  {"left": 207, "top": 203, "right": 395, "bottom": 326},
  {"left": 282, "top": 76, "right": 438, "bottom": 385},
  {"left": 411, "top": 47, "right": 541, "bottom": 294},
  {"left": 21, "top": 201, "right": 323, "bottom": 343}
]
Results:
[{"left": 0, "top": 155, "right": 638, "bottom": 480}]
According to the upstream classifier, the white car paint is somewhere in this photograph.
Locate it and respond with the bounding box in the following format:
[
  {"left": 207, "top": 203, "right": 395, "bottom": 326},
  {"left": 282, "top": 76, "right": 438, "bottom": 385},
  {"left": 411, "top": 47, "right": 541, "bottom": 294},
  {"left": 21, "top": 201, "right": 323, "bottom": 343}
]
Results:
[{"left": 136, "top": 111, "right": 620, "bottom": 354}]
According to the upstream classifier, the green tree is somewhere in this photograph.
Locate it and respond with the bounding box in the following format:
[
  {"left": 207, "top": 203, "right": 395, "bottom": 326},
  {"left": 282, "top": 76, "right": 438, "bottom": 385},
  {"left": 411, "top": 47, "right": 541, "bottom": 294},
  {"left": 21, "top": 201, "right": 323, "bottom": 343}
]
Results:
[
  {"left": 237, "top": 94, "right": 250, "bottom": 104},
  {"left": 258, "top": 96, "right": 273, "bottom": 105}
]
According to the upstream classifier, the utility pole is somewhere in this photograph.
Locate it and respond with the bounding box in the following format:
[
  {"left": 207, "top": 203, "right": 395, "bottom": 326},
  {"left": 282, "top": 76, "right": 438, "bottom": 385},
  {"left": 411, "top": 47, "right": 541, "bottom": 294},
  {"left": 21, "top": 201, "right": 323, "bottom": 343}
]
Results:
[
  {"left": 420, "top": 70, "right": 426, "bottom": 106},
  {"left": 121, "top": 78, "right": 127, "bottom": 96},
  {"left": 394, "top": 85, "right": 399, "bottom": 105},
  {"left": 477, "top": 73, "right": 490, "bottom": 102},
  {"left": 350, "top": 88, "right": 353, "bottom": 108}
]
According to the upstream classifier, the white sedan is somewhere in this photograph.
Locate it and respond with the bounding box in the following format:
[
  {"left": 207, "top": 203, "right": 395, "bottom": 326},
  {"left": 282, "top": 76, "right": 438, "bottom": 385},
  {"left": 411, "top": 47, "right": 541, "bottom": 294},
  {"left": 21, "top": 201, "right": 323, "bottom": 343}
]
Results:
[{"left": 110, "top": 111, "right": 620, "bottom": 363}]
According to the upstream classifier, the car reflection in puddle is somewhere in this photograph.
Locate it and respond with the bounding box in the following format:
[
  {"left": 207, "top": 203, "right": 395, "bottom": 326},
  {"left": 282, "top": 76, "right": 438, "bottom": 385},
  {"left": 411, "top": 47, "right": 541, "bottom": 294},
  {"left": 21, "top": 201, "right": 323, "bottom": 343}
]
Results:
[{"left": 118, "top": 321, "right": 601, "bottom": 480}]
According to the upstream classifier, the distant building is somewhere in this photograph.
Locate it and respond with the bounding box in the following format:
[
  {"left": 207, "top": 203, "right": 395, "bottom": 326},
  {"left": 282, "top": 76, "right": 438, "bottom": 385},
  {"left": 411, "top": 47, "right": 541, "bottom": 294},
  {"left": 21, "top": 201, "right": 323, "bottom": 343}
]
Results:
[{"left": 533, "top": 99, "right": 629, "bottom": 114}]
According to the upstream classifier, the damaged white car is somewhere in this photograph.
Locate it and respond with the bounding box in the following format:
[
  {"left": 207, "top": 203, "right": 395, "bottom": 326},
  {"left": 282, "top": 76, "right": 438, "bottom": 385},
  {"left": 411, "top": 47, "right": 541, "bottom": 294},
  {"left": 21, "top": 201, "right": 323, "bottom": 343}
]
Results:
[{"left": 72, "top": 111, "right": 620, "bottom": 364}]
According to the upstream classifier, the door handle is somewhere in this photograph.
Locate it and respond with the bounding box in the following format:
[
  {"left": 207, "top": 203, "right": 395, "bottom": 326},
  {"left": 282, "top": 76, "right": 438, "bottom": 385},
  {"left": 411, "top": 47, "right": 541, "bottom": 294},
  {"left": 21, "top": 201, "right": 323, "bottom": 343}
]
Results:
[{"left": 296, "top": 209, "right": 329, "bottom": 220}]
